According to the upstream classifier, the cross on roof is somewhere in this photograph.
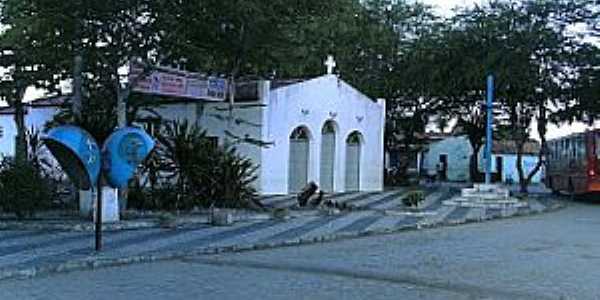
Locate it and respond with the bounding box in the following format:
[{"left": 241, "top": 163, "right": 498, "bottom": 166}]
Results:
[{"left": 324, "top": 55, "right": 336, "bottom": 75}]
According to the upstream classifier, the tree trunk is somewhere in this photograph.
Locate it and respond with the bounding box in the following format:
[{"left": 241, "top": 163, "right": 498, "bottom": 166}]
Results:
[
  {"left": 517, "top": 104, "right": 548, "bottom": 194},
  {"left": 469, "top": 143, "right": 483, "bottom": 183},
  {"left": 13, "top": 87, "right": 27, "bottom": 165},
  {"left": 516, "top": 141, "right": 527, "bottom": 193},
  {"left": 521, "top": 105, "right": 548, "bottom": 194}
]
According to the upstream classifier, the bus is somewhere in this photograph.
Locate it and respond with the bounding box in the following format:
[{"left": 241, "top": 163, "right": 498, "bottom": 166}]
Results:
[{"left": 546, "top": 129, "right": 600, "bottom": 195}]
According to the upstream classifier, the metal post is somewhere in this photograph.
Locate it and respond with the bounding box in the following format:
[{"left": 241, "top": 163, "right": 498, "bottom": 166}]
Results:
[
  {"left": 485, "top": 74, "right": 494, "bottom": 185},
  {"left": 72, "top": 55, "right": 83, "bottom": 120},
  {"left": 117, "top": 99, "right": 127, "bottom": 128},
  {"left": 95, "top": 179, "right": 103, "bottom": 251}
]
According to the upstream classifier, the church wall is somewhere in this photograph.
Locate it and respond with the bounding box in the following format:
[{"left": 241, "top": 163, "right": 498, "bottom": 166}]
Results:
[{"left": 260, "top": 75, "right": 385, "bottom": 194}]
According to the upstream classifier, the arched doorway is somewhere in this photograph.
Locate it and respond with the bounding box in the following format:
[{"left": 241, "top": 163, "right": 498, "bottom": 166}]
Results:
[
  {"left": 288, "top": 126, "right": 311, "bottom": 193},
  {"left": 345, "top": 131, "right": 363, "bottom": 192},
  {"left": 320, "top": 121, "right": 337, "bottom": 192}
]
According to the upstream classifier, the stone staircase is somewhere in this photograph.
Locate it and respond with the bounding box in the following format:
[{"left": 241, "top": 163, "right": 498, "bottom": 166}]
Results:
[{"left": 443, "top": 184, "right": 527, "bottom": 209}]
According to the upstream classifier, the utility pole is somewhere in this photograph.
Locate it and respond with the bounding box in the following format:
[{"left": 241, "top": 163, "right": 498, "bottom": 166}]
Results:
[
  {"left": 117, "top": 79, "right": 126, "bottom": 127},
  {"left": 485, "top": 74, "right": 494, "bottom": 185},
  {"left": 72, "top": 54, "right": 83, "bottom": 120},
  {"left": 72, "top": 12, "right": 83, "bottom": 122}
]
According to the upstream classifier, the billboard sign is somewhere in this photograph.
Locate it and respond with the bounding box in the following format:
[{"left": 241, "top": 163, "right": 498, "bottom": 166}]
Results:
[{"left": 130, "top": 63, "right": 227, "bottom": 101}]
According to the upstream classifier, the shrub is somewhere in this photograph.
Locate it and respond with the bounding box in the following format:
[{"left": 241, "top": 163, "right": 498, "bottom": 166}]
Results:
[
  {"left": 133, "top": 120, "right": 259, "bottom": 211},
  {"left": 199, "top": 146, "right": 258, "bottom": 209},
  {"left": 402, "top": 190, "right": 425, "bottom": 208},
  {"left": 157, "top": 212, "right": 177, "bottom": 228},
  {"left": 0, "top": 159, "right": 54, "bottom": 219},
  {"left": 0, "top": 129, "right": 63, "bottom": 219}
]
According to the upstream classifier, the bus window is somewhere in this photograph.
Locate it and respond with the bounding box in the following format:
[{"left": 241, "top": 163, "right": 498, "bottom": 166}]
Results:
[
  {"left": 597, "top": 133, "right": 600, "bottom": 158},
  {"left": 579, "top": 137, "right": 585, "bottom": 158},
  {"left": 559, "top": 140, "right": 563, "bottom": 158}
]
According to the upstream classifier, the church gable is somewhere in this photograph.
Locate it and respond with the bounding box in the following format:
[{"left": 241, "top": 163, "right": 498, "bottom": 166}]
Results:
[{"left": 269, "top": 75, "right": 377, "bottom": 107}]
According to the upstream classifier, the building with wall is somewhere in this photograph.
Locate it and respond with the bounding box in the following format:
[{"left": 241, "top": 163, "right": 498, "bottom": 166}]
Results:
[
  {"left": 0, "top": 75, "right": 386, "bottom": 195},
  {"left": 420, "top": 135, "right": 543, "bottom": 183}
]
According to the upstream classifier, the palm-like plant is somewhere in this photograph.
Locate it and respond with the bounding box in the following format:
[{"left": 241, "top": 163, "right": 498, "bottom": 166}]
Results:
[{"left": 148, "top": 120, "right": 258, "bottom": 210}]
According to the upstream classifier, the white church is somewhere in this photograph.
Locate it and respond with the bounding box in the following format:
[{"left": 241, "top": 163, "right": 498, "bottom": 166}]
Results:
[{"left": 0, "top": 63, "right": 386, "bottom": 195}]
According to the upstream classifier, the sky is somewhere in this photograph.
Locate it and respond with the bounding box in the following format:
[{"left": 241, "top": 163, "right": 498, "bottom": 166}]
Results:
[{"left": 418, "top": 0, "right": 483, "bottom": 16}]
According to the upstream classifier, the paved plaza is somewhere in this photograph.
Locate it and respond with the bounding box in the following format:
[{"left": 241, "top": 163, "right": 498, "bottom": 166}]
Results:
[
  {"left": 1, "top": 197, "right": 596, "bottom": 299},
  {"left": 0, "top": 187, "right": 560, "bottom": 281}
]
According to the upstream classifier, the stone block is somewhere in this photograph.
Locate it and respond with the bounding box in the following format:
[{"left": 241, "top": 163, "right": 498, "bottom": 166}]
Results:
[
  {"left": 461, "top": 184, "right": 510, "bottom": 199},
  {"left": 86, "top": 187, "right": 119, "bottom": 223},
  {"left": 79, "top": 190, "right": 94, "bottom": 217},
  {"left": 211, "top": 210, "right": 234, "bottom": 226}
]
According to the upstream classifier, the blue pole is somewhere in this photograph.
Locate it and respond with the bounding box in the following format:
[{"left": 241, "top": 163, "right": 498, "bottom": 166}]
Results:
[{"left": 485, "top": 74, "right": 494, "bottom": 185}]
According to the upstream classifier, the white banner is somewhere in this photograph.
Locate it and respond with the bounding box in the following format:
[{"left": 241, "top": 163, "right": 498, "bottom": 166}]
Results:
[{"left": 130, "top": 64, "right": 227, "bottom": 101}]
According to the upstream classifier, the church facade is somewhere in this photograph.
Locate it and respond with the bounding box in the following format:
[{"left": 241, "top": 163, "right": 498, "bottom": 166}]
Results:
[{"left": 148, "top": 75, "right": 386, "bottom": 195}]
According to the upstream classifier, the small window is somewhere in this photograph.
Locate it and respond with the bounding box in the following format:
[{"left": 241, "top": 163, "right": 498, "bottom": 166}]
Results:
[
  {"left": 347, "top": 132, "right": 362, "bottom": 145},
  {"left": 291, "top": 127, "right": 310, "bottom": 140}
]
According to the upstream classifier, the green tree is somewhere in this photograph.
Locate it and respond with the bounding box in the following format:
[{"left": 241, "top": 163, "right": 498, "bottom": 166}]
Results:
[
  {"left": 496, "top": 0, "right": 597, "bottom": 193},
  {"left": 433, "top": 0, "right": 597, "bottom": 192},
  {"left": 0, "top": 0, "right": 66, "bottom": 163},
  {"left": 1, "top": 0, "right": 163, "bottom": 143}
]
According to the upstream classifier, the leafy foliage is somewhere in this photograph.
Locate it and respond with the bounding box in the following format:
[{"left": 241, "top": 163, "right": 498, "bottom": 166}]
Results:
[
  {"left": 0, "top": 158, "right": 54, "bottom": 218},
  {"left": 130, "top": 120, "right": 258, "bottom": 211},
  {"left": 402, "top": 190, "right": 424, "bottom": 208},
  {"left": 0, "top": 129, "right": 62, "bottom": 219}
]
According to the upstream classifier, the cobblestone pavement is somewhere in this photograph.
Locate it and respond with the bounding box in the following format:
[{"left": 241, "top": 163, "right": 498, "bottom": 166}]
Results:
[
  {"left": 0, "top": 198, "right": 594, "bottom": 300},
  {"left": 0, "top": 187, "right": 560, "bottom": 281}
]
